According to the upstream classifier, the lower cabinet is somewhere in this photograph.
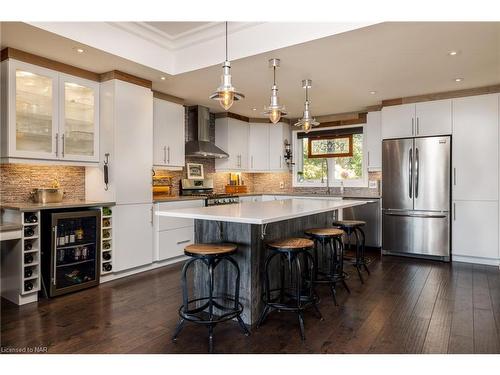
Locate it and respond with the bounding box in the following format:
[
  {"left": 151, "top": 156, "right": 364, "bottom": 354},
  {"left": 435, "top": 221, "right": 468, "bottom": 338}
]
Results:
[
  {"left": 157, "top": 227, "right": 194, "bottom": 260},
  {"left": 154, "top": 200, "right": 204, "bottom": 262},
  {"left": 114, "top": 203, "right": 154, "bottom": 272},
  {"left": 452, "top": 200, "right": 499, "bottom": 261}
]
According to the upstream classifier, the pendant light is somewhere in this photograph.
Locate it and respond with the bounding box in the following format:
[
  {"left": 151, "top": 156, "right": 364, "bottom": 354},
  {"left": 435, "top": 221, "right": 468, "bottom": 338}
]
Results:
[
  {"left": 209, "top": 22, "right": 244, "bottom": 110},
  {"left": 263, "top": 58, "right": 287, "bottom": 124},
  {"left": 294, "top": 79, "right": 319, "bottom": 133}
]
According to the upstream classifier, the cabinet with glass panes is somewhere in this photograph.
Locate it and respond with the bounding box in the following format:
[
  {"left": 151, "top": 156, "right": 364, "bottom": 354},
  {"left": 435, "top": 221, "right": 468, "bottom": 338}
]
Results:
[{"left": 1, "top": 59, "right": 99, "bottom": 163}]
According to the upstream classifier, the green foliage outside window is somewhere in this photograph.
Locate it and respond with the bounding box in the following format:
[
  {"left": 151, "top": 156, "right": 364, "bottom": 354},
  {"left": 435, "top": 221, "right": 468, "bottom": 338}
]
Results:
[{"left": 298, "top": 134, "right": 363, "bottom": 182}]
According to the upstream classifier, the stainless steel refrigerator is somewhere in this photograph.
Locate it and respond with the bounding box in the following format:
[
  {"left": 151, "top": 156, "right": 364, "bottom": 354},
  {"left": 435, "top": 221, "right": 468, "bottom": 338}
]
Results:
[{"left": 382, "top": 136, "right": 451, "bottom": 261}]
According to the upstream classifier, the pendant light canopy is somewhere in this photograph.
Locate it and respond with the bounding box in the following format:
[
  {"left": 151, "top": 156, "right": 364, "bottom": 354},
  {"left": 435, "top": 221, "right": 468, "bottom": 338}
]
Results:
[
  {"left": 209, "top": 22, "right": 244, "bottom": 111},
  {"left": 263, "top": 58, "right": 287, "bottom": 124},
  {"left": 294, "top": 79, "right": 319, "bottom": 133}
]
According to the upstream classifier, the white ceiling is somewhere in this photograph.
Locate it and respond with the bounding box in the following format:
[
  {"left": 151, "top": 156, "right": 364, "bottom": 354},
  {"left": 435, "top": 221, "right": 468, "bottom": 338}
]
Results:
[
  {"left": 1, "top": 22, "right": 499, "bottom": 119},
  {"left": 143, "top": 22, "right": 216, "bottom": 39}
]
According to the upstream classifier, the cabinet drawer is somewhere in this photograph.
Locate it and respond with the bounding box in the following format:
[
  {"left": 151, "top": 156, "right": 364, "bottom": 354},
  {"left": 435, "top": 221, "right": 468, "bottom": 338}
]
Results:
[
  {"left": 155, "top": 200, "right": 204, "bottom": 231},
  {"left": 158, "top": 227, "right": 194, "bottom": 261}
]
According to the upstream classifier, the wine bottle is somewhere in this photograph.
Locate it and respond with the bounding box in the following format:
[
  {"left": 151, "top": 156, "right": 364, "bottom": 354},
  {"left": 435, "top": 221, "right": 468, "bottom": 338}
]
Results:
[
  {"left": 24, "top": 268, "right": 33, "bottom": 278},
  {"left": 103, "top": 263, "right": 112, "bottom": 272},
  {"left": 103, "top": 241, "right": 111, "bottom": 250},
  {"left": 103, "top": 252, "right": 111, "bottom": 261},
  {"left": 24, "top": 281, "right": 33, "bottom": 292},
  {"left": 59, "top": 224, "right": 65, "bottom": 246},
  {"left": 70, "top": 229, "right": 75, "bottom": 243},
  {"left": 24, "top": 253, "right": 33, "bottom": 264},
  {"left": 65, "top": 227, "right": 70, "bottom": 244},
  {"left": 24, "top": 226, "right": 35, "bottom": 237},
  {"left": 25, "top": 240, "right": 33, "bottom": 250},
  {"left": 24, "top": 213, "right": 38, "bottom": 223}
]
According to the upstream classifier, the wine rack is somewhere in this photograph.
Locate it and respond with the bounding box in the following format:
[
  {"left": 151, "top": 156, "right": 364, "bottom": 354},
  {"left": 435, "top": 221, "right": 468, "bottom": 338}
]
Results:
[
  {"left": 22, "top": 211, "right": 40, "bottom": 294},
  {"left": 101, "top": 206, "right": 113, "bottom": 275}
]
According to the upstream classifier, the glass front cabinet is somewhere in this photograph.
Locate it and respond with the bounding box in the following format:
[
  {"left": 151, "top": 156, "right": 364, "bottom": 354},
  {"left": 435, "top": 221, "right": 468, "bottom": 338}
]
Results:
[{"left": 1, "top": 59, "right": 99, "bottom": 163}]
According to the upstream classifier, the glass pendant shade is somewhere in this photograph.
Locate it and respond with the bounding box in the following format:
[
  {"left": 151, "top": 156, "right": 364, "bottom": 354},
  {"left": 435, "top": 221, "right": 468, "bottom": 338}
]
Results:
[
  {"left": 263, "top": 58, "right": 286, "bottom": 124},
  {"left": 294, "top": 79, "right": 319, "bottom": 132},
  {"left": 209, "top": 22, "right": 244, "bottom": 111}
]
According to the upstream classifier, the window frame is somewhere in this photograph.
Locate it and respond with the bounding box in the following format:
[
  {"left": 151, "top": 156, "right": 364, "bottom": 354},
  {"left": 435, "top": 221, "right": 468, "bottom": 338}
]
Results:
[{"left": 292, "top": 124, "right": 368, "bottom": 188}]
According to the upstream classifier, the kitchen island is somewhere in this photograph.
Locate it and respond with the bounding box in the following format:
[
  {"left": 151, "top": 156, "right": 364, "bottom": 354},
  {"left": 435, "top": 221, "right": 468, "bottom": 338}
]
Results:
[{"left": 157, "top": 198, "right": 369, "bottom": 325}]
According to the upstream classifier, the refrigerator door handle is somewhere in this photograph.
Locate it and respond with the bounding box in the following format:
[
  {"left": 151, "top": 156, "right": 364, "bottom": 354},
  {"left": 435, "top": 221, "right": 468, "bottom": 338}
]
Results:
[
  {"left": 384, "top": 212, "right": 447, "bottom": 219},
  {"left": 415, "top": 147, "right": 419, "bottom": 198},
  {"left": 409, "top": 148, "right": 413, "bottom": 198}
]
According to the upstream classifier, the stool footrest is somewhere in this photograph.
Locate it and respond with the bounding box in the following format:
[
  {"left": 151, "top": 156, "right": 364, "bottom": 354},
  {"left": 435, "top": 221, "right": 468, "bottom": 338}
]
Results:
[{"left": 179, "top": 296, "right": 244, "bottom": 325}]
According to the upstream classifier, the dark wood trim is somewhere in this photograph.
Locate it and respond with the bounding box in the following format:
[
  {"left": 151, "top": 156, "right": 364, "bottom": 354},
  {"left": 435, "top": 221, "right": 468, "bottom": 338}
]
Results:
[
  {"left": 382, "top": 84, "right": 500, "bottom": 107},
  {"left": 314, "top": 112, "right": 367, "bottom": 129},
  {"left": 307, "top": 134, "right": 354, "bottom": 159},
  {"left": 152, "top": 90, "right": 184, "bottom": 105},
  {"left": 0, "top": 47, "right": 100, "bottom": 82},
  {"left": 99, "top": 70, "right": 152, "bottom": 89},
  {"left": 366, "top": 104, "right": 382, "bottom": 112},
  {"left": 214, "top": 112, "right": 250, "bottom": 123}
]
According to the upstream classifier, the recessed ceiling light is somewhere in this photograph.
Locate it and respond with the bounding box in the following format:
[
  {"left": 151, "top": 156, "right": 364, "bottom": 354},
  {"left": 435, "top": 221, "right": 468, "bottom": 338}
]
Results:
[
  {"left": 252, "top": 108, "right": 257, "bottom": 111},
  {"left": 448, "top": 50, "right": 459, "bottom": 56},
  {"left": 76, "top": 48, "right": 84, "bottom": 53},
  {"left": 160, "top": 76, "right": 166, "bottom": 81},
  {"left": 369, "top": 91, "right": 377, "bottom": 95},
  {"left": 455, "top": 77, "right": 464, "bottom": 82}
]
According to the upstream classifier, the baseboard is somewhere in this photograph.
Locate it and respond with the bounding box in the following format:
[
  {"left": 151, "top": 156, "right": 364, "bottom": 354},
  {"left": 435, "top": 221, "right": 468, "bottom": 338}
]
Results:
[
  {"left": 99, "top": 256, "right": 187, "bottom": 283},
  {"left": 452, "top": 255, "right": 500, "bottom": 267}
]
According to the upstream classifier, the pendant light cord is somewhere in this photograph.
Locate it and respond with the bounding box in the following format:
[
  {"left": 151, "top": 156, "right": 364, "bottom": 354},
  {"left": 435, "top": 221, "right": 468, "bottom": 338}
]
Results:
[
  {"left": 225, "top": 21, "right": 228, "bottom": 61},
  {"left": 273, "top": 65, "right": 276, "bottom": 86}
]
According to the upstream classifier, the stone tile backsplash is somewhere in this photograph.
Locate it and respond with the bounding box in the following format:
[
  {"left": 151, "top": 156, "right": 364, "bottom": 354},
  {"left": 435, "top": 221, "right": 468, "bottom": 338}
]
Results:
[{"left": 0, "top": 163, "right": 86, "bottom": 203}]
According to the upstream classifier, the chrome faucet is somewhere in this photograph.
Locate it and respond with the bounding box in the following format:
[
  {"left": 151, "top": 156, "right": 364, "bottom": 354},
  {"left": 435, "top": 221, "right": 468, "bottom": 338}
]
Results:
[{"left": 322, "top": 158, "right": 331, "bottom": 195}]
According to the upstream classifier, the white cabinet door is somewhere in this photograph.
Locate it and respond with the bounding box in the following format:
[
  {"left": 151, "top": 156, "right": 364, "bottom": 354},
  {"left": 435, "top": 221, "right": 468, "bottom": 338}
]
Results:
[
  {"left": 381, "top": 103, "right": 415, "bottom": 139},
  {"left": 215, "top": 117, "right": 248, "bottom": 171},
  {"left": 234, "top": 119, "right": 249, "bottom": 170},
  {"left": 114, "top": 203, "right": 154, "bottom": 272},
  {"left": 153, "top": 98, "right": 184, "bottom": 167},
  {"left": 158, "top": 227, "right": 194, "bottom": 261},
  {"left": 415, "top": 99, "right": 452, "bottom": 137},
  {"left": 249, "top": 123, "right": 269, "bottom": 171},
  {"left": 114, "top": 81, "right": 153, "bottom": 204},
  {"left": 269, "top": 122, "right": 290, "bottom": 171},
  {"left": 5, "top": 60, "right": 59, "bottom": 160},
  {"left": 59, "top": 74, "right": 99, "bottom": 162},
  {"left": 452, "top": 200, "right": 499, "bottom": 260},
  {"left": 452, "top": 94, "right": 499, "bottom": 201},
  {"left": 366, "top": 112, "right": 382, "bottom": 170}
]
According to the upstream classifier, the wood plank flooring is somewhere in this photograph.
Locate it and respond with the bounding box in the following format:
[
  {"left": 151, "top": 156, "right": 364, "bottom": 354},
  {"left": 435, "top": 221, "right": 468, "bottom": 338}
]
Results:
[{"left": 2, "top": 254, "right": 500, "bottom": 354}]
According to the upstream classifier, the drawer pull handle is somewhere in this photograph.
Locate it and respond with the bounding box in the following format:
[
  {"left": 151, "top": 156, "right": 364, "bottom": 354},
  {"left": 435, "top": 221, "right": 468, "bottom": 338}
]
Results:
[{"left": 177, "top": 239, "right": 191, "bottom": 245}]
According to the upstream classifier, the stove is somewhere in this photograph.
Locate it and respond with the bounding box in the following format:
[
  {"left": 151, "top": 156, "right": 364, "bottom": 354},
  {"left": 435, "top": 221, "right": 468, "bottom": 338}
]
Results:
[{"left": 180, "top": 178, "right": 239, "bottom": 206}]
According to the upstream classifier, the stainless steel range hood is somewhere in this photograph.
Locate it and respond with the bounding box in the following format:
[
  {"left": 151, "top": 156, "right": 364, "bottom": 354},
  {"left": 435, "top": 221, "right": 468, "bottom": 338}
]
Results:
[{"left": 185, "top": 105, "right": 229, "bottom": 159}]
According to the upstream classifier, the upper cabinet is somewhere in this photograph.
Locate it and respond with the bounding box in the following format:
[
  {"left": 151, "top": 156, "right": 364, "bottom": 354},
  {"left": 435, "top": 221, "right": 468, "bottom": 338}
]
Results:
[
  {"left": 248, "top": 123, "right": 270, "bottom": 171},
  {"left": 153, "top": 98, "right": 185, "bottom": 168},
  {"left": 365, "top": 111, "right": 382, "bottom": 171},
  {"left": 381, "top": 99, "right": 451, "bottom": 139},
  {"left": 452, "top": 94, "right": 499, "bottom": 201},
  {"left": 1, "top": 59, "right": 99, "bottom": 163},
  {"left": 215, "top": 117, "right": 249, "bottom": 171},
  {"left": 269, "top": 122, "right": 291, "bottom": 172}
]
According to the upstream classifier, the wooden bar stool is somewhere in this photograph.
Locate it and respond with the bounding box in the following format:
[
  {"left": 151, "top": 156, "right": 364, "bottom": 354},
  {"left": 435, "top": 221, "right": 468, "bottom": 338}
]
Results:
[
  {"left": 304, "top": 228, "right": 350, "bottom": 306},
  {"left": 257, "top": 237, "right": 322, "bottom": 341},
  {"left": 332, "top": 220, "right": 371, "bottom": 283},
  {"left": 172, "top": 243, "right": 249, "bottom": 353}
]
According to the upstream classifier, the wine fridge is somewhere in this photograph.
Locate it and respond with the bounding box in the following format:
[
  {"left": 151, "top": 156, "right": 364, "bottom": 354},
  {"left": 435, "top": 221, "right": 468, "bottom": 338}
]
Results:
[{"left": 41, "top": 209, "right": 101, "bottom": 297}]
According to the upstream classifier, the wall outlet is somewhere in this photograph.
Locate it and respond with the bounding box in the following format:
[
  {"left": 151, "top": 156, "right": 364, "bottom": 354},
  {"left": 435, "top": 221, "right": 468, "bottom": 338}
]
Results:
[
  {"left": 279, "top": 181, "right": 284, "bottom": 189},
  {"left": 368, "top": 180, "right": 378, "bottom": 189}
]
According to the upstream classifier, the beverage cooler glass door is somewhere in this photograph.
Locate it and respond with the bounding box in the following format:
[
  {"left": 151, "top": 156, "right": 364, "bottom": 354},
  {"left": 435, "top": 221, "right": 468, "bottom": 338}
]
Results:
[{"left": 50, "top": 210, "right": 101, "bottom": 296}]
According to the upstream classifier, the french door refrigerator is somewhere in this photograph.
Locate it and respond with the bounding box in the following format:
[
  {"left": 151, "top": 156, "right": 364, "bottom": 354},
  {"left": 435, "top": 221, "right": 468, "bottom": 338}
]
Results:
[{"left": 382, "top": 136, "right": 451, "bottom": 261}]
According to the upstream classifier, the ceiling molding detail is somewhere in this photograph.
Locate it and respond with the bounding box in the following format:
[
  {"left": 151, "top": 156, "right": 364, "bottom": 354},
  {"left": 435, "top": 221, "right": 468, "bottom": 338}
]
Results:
[{"left": 28, "top": 21, "right": 376, "bottom": 76}]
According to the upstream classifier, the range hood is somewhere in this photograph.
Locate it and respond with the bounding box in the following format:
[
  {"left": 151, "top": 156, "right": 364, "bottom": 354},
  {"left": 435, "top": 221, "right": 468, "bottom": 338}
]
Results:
[{"left": 185, "top": 106, "right": 229, "bottom": 159}]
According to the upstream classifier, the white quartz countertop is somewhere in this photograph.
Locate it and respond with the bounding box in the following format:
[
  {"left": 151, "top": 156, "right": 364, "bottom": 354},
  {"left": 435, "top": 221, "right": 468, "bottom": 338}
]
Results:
[{"left": 156, "top": 198, "right": 369, "bottom": 225}]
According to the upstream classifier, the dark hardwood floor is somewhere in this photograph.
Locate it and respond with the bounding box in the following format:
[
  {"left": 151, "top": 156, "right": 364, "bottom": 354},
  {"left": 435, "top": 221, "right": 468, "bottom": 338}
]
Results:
[{"left": 2, "top": 253, "right": 500, "bottom": 354}]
